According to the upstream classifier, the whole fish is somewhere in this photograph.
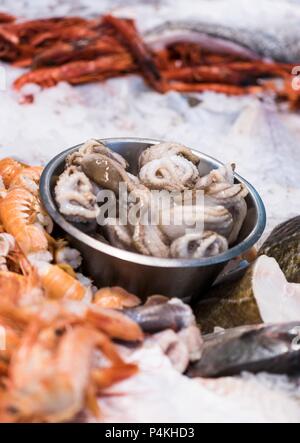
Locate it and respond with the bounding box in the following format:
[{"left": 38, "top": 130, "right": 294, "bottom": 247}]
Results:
[
  {"left": 188, "top": 322, "right": 300, "bottom": 378},
  {"left": 195, "top": 255, "right": 300, "bottom": 333},
  {"left": 125, "top": 296, "right": 195, "bottom": 333},
  {"left": 145, "top": 20, "right": 300, "bottom": 63},
  {"left": 259, "top": 216, "right": 300, "bottom": 283}
]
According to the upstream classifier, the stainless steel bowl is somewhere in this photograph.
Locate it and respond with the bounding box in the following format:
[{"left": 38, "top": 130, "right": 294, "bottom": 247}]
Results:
[{"left": 40, "top": 137, "right": 266, "bottom": 303}]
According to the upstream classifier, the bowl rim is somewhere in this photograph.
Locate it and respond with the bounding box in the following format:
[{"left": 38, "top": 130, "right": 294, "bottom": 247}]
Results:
[{"left": 40, "top": 137, "right": 266, "bottom": 269}]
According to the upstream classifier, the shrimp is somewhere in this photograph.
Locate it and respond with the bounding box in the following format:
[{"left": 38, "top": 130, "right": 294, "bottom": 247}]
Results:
[
  {"left": 8, "top": 166, "right": 43, "bottom": 195},
  {"left": 19, "top": 174, "right": 53, "bottom": 234},
  {"left": 14, "top": 54, "right": 135, "bottom": 90},
  {"left": 0, "top": 233, "right": 15, "bottom": 271},
  {"left": 0, "top": 178, "right": 6, "bottom": 199},
  {"left": 93, "top": 286, "right": 141, "bottom": 310},
  {"left": 0, "top": 187, "right": 48, "bottom": 255},
  {"left": 0, "top": 246, "right": 85, "bottom": 304},
  {"left": 0, "top": 158, "right": 43, "bottom": 195},
  {"left": 36, "top": 262, "right": 86, "bottom": 301},
  {"left": 0, "top": 160, "right": 52, "bottom": 237},
  {"left": 0, "top": 301, "right": 30, "bottom": 333},
  {"left": 0, "top": 254, "right": 44, "bottom": 307},
  {"left": 0, "top": 12, "right": 15, "bottom": 24},
  {"left": 0, "top": 301, "right": 29, "bottom": 368},
  {"left": 0, "top": 271, "right": 42, "bottom": 306},
  {"left": 0, "top": 321, "right": 137, "bottom": 423},
  {"left": 102, "top": 15, "right": 166, "bottom": 93},
  {"left": 86, "top": 305, "right": 143, "bottom": 342},
  {"left": 0, "top": 158, "right": 24, "bottom": 188}
]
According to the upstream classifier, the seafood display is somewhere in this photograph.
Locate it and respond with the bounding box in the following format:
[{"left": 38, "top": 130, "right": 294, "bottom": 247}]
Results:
[
  {"left": 0, "top": 13, "right": 298, "bottom": 107},
  {"left": 1, "top": 2, "right": 300, "bottom": 425},
  {"left": 55, "top": 139, "right": 248, "bottom": 260},
  {"left": 0, "top": 154, "right": 299, "bottom": 422},
  {"left": 0, "top": 156, "right": 205, "bottom": 421}
]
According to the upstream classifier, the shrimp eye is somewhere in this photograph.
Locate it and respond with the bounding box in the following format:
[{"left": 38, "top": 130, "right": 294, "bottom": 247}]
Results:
[
  {"left": 6, "top": 405, "right": 19, "bottom": 415},
  {"left": 54, "top": 328, "right": 65, "bottom": 337}
]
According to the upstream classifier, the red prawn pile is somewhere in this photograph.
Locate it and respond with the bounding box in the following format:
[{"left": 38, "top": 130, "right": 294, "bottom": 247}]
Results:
[
  {"left": 0, "top": 13, "right": 299, "bottom": 107},
  {"left": 0, "top": 157, "right": 143, "bottom": 423}
]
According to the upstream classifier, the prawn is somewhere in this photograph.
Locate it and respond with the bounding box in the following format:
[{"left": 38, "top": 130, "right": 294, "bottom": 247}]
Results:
[
  {"left": 0, "top": 253, "right": 43, "bottom": 307},
  {"left": 86, "top": 305, "right": 143, "bottom": 342},
  {"left": 7, "top": 166, "right": 53, "bottom": 234},
  {"left": 0, "top": 158, "right": 25, "bottom": 188},
  {"left": 0, "top": 13, "right": 15, "bottom": 24},
  {"left": 0, "top": 235, "right": 86, "bottom": 302},
  {"left": 0, "top": 233, "right": 15, "bottom": 271},
  {"left": 36, "top": 262, "right": 86, "bottom": 301},
  {"left": 13, "top": 54, "right": 135, "bottom": 89},
  {"left": 0, "top": 301, "right": 29, "bottom": 367},
  {"left": 102, "top": 15, "right": 166, "bottom": 93},
  {"left": 0, "top": 271, "right": 42, "bottom": 306},
  {"left": 93, "top": 286, "right": 141, "bottom": 310},
  {"left": 9, "top": 166, "right": 43, "bottom": 195},
  {"left": 0, "top": 158, "right": 43, "bottom": 194},
  {"left": 0, "top": 158, "right": 43, "bottom": 193},
  {"left": 0, "top": 321, "right": 137, "bottom": 423},
  {"left": 0, "top": 187, "right": 48, "bottom": 255}
]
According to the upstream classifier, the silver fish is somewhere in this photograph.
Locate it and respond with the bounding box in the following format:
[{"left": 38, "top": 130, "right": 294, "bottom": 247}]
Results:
[
  {"left": 145, "top": 20, "right": 300, "bottom": 63},
  {"left": 188, "top": 322, "right": 300, "bottom": 378}
]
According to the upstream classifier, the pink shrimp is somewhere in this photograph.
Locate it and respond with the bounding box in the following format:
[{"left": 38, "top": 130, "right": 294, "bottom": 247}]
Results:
[{"left": 0, "top": 187, "right": 48, "bottom": 255}]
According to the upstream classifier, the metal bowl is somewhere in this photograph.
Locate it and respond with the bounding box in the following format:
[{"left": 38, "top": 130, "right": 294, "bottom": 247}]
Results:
[{"left": 40, "top": 137, "right": 266, "bottom": 303}]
